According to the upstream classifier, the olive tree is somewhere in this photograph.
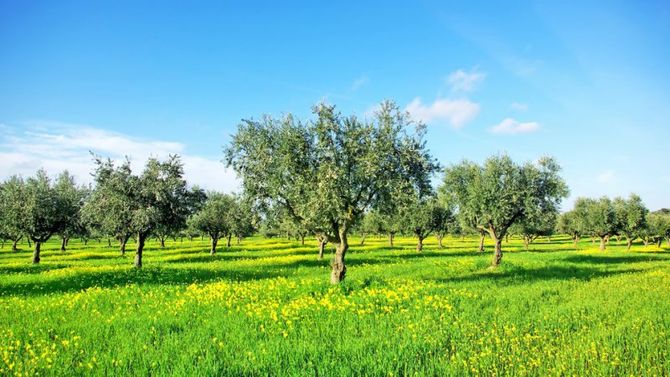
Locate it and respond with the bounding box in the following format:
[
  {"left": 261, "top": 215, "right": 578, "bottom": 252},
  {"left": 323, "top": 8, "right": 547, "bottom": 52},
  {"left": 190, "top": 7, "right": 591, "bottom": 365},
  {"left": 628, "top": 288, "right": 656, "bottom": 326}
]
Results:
[
  {"left": 402, "top": 196, "right": 444, "bottom": 252},
  {"left": 85, "top": 158, "right": 135, "bottom": 255},
  {"left": 443, "top": 155, "right": 568, "bottom": 266},
  {"left": 574, "top": 197, "right": 618, "bottom": 251},
  {"left": 225, "top": 101, "right": 437, "bottom": 283},
  {"left": 557, "top": 210, "right": 583, "bottom": 246},
  {"left": 54, "top": 171, "right": 89, "bottom": 251},
  {"left": 22, "top": 170, "right": 73, "bottom": 264},
  {"left": 613, "top": 194, "right": 648, "bottom": 251},
  {"left": 91, "top": 155, "right": 195, "bottom": 268},
  {"left": 188, "top": 192, "right": 235, "bottom": 255},
  {"left": 0, "top": 176, "right": 29, "bottom": 251}
]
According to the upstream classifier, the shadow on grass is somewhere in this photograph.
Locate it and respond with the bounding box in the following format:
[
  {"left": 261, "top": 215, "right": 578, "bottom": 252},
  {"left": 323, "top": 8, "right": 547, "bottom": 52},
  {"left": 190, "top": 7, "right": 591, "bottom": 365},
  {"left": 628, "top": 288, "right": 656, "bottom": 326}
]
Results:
[
  {"left": 0, "top": 263, "right": 73, "bottom": 275},
  {"left": 432, "top": 265, "right": 645, "bottom": 285},
  {"left": 0, "top": 264, "right": 299, "bottom": 297},
  {"left": 564, "top": 254, "right": 670, "bottom": 265}
]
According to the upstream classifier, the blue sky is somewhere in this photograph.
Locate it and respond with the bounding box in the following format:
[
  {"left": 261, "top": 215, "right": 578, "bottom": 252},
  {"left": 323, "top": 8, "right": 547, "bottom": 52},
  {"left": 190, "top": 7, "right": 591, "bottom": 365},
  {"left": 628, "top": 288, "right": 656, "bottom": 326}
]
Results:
[{"left": 1, "top": 1, "right": 669, "bottom": 209}]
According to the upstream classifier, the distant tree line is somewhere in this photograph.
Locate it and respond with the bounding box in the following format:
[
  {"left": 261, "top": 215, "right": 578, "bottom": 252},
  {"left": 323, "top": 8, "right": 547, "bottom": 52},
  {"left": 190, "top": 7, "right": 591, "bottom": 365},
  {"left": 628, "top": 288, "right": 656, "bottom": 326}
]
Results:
[{"left": 1, "top": 101, "right": 668, "bottom": 284}]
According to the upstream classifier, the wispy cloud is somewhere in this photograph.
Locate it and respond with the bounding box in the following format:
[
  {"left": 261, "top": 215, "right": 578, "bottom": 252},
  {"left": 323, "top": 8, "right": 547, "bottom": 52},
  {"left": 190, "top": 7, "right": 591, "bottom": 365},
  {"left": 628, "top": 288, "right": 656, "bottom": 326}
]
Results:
[
  {"left": 510, "top": 102, "right": 528, "bottom": 111},
  {"left": 351, "top": 76, "right": 370, "bottom": 92},
  {"left": 596, "top": 170, "right": 615, "bottom": 184},
  {"left": 0, "top": 122, "right": 239, "bottom": 192},
  {"left": 405, "top": 97, "right": 480, "bottom": 128},
  {"left": 490, "top": 118, "right": 540, "bottom": 134},
  {"left": 446, "top": 68, "right": 486, "bottom": 92}
]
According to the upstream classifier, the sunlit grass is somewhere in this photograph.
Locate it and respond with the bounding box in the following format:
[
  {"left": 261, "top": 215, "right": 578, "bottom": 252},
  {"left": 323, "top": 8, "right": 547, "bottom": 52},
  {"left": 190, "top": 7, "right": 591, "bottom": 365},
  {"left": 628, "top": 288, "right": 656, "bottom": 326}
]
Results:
[{"left": 1, "top": 235, "right": 669, "bottom": 375}]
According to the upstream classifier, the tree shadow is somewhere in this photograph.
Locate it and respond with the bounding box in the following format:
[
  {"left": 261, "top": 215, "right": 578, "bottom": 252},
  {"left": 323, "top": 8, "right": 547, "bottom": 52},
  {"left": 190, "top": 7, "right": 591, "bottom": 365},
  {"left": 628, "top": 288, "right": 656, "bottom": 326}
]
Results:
[
  {"left": 431, "top": 265, "right": 644, "bottom": 285},
  {"left": 564, "top": 254, "right": 670, "bottom": 265},
  {"left": 0, "top": 265, "right": 297, "bottom": 297},
  {"left": 0, "top": 263, "right": 72, "bottom": 275}
]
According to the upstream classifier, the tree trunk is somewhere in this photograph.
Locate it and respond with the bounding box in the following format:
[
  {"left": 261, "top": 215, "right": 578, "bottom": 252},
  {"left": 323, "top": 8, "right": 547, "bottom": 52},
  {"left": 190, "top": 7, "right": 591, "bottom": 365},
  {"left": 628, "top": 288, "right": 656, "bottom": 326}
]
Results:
[
  {"left": 388, "top": 233, "right": 394, "bottom": 248},
  {"left": 32, "top": 241, "right": 41, "bottom": 264},
  {"left": 667, "top": 237, "right": 670, "bottom": 247},
  {"left": 107, "top": 238, "right": 112, "bottom": 247},
  {"left": 12, "top": 239, "right": 18, "bottom": 251},
  {"left": 134, "top": 233, "right": 146, "bottom": 268},
  {"left": 478, "top": 234, "right": 485, "bottom": 253},
  {"left": 119, "top": 236, "right": 128, "bottom": 256},
  {"left": 159, "top": 237, "right": 166, "bottom": 248},
  {"left": 27, "top": 238, "right": 32, "bottom": 248},
  {"left": 237, "top": 236, "right": 241, "bottom": 245},
  {"left": 60, "top": 237, "right": 67, "bottom": 252},
  {"left": 416, "top": 237, "right": 424, "bottom": 252},
  {"left": 657, "top": 238, "right": 662, "bottom": 248},
  {"left": 643, "top": 238, "right": 649, "bottom": 246},
  {"left": 359, "top": 234, "right": 366, "bottom": 246},
  {"left": 492, "top": 238, "right": 502, "bottom": 267},
  {"left": 626, "top": 238, "right": 633, "bottom": 252},
  {"left": 318, "top": 238, "right": 326, "bottom": 260},
  {"left": 300, "top": 235, "right": 305, "bottom": 246},
  {"left": 523, "top": 237, "right": 529, "bottom": 251},
  {"left": 437, "top": 234, "right": 444, "bottom": 249},
  {"left": 83, "top": 239, "right": 88, "bottom": 246},
  {"left": 573, "top": 236, "right": 579, "bottom": 247},
  {"left": 226, "top": 234, "right": 232, "bottom": 248},
  {"left": 330, "top": 229, "right": 348, "bottom": 284},
  {"left": 210, "top": 237, "right": 218, "bottom": 255},
  {"left": 599, "top": 236, "right": 606, "bottom": 251}
]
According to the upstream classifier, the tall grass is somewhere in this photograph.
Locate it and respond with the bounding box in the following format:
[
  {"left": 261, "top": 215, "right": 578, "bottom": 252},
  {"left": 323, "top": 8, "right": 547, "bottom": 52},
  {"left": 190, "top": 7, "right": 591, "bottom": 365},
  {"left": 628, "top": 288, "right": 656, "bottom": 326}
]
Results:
[{"left": 1, "top": 235, "right": 669, "bottom": 376}]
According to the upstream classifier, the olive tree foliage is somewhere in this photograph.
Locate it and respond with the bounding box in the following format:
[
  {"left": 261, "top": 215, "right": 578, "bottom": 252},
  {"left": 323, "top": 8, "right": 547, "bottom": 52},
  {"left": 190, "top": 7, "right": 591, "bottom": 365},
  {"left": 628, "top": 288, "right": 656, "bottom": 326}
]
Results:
[
  {"left": 438, "top": 165, "right": 487, "bottom": 253},
  {"left": 640, "top": 212, "right": 670, "bottom": 247},
  {"left": 573, "top": 197, "right": 618, "bottom": 251},
  {"left": 187, "top": 192, "right": 236, "bottom": 255},
  {"left": 84, "top": 158, "right": 135, "bottom": 255},
  {"left": 613, "top": 194, "right": 648, "bottom": 251},
  {"left": 402, "top": 195, "right": 446, "bottom": 252},
  {"left": 54, "top": 171, "right": 90, "bottom": 251},
  {"left": 225, "top": 101, "right": 438, "bottom": 283},
  {"left": 90, "top": 155, "right": 195, "bottom": 268},
  {"left": 510, "top": 209, "right": 558, "bottom": 250},
  {"left": 0, "top": 176, "right": 29, "bottom": 251},
  {"left": 557, "top": 210, "right": 584, "bottom": 246},
  {"left": 442, "top": 155, "right": 568, "bottom": 266},
  {"left": 21, "top": 170, "right": 76, "bottom": 264}
]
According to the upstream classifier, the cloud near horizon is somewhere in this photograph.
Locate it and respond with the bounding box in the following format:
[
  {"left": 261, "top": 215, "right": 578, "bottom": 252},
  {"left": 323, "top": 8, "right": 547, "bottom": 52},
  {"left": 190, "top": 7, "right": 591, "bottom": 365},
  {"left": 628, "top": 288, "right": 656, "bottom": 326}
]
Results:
[
  {"left": 490, "top": 118, "right": 540, "bottom": 134},
  {"left": 0, "top": 122, "right": 239, "bottom": 193},
  {"left": 446, "top": 68, "right": 486, "bottom": 92},
  {"left": 405, "top": 97, "right": 480, "bottom": 128}
]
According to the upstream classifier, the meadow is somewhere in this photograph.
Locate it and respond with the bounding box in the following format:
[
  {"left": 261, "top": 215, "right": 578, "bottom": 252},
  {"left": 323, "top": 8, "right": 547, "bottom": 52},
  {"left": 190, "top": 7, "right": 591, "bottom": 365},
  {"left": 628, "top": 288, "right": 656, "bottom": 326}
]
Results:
[{"left": 0, "top": 235, "right": 669, "bottom": 376}]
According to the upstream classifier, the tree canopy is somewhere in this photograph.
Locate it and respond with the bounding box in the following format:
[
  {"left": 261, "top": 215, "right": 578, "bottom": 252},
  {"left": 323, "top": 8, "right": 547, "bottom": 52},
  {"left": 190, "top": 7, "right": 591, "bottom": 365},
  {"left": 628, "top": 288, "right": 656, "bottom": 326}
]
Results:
[{"left": 225, "top": 101, "right": 438, "bottom": 283}]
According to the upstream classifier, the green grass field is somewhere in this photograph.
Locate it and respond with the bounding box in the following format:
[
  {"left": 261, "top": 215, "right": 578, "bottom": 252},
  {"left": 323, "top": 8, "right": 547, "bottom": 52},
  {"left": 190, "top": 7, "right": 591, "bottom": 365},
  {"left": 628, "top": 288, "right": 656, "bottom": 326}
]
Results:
[{"left": 1, "top": 235, "right": 669, "bottom": 376}]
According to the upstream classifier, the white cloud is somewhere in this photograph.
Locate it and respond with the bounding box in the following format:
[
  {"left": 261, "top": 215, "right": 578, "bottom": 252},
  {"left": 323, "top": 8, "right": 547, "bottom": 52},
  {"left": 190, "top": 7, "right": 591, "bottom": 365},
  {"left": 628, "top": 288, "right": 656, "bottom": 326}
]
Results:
[
  {"left": 596, "top": 170, "right": 615, "bottom": 184},
  {"left": 447, "top": 68, "right": 486, "bottom": 92},
  {"left": 510, "top": 102, "right": 528, "bottom": 111},
  {"left": 490, "top": 118, "right": 540, "bottom": 134},
  {"left": 405, "top": 97, "right": 480, "bottom": 128},
  {"left": 351, "top": 76, "right": 370, "bottom": 91},
  {"left": 0, "top": 122, "right": 239, "bottom": 193}
]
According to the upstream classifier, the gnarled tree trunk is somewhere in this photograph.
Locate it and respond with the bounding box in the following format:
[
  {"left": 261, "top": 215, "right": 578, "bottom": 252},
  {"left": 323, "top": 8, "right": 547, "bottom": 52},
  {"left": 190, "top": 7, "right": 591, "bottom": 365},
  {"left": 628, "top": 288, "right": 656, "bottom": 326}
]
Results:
[
  {"left": 416, "top": 236, "right": 424, "bottom": 252},
  {"left": 226, "top": 234, "right": 232, "bottom": 248},
  {"left": 210, "top": 236, "right": 218, "bottom": 255},
  {"left": 60, "top": 237, "right": 67, "bottom": 252},
  {"left": 492, "top": 238, "right": 502, "bottom": 266},
  {"left": 12, "top": 239, "right": 19, "bottom": 251},
  {"left": 626, "top": 238, "right": 633, "bottom": 251},
  {"left": 32, "top": 241, "right": 41, "bottom": 264},
  {"left": 478, "top": 233, "right": 485, "bottom": 253},
  {"left": 119, "top": 235, "right": 129, "bottom": 256},
  {"left": 388, "top": 233, "right": 394, "bottom": 248},
  {"left": 318, "top": 236, "right": 327, "bottom": 260},
  {"left": 359, "top": 234, "right": 366, "bottom": 246},
  {"left": 330, "top": 229, "right": 348, "bottom": 284},
  {"left": 599, "top": 236, "right": 607, "bottom": 251},
  {"left": 134, "top": 233, "right": 146, "bottom": 268}
]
